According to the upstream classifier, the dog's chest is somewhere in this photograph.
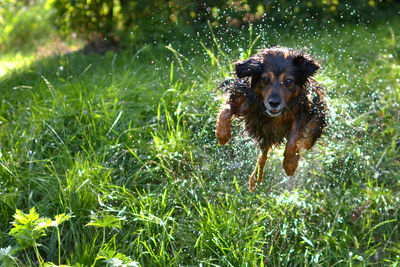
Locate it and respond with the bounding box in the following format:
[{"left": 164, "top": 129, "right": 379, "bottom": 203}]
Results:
[{"left": 242, "top": 110, "right": 293, "bottom": 147}]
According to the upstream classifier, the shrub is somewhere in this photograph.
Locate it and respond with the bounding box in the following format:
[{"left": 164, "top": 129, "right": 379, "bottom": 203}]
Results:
[
  {"left": 51, "top": 0, "right": 396, "bottom": 49},
  {"left": 52, "top": 0, "right": 172, "bottom": 46},
  {"left": 0, "top": 0, "right": 55, "bottom": 52}
]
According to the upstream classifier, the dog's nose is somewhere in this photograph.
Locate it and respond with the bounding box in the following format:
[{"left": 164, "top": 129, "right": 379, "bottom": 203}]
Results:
[{"left": 268, "top": 98, "right": 281, "bottom": 109}]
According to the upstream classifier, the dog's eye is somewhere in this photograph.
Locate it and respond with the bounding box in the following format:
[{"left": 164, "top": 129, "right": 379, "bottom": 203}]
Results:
[
  {"left": 283, "top": 79, "right": 294, "bottom": 87},
  {"left": 262, "top": 77, "right": 271, "bottom": 84}
]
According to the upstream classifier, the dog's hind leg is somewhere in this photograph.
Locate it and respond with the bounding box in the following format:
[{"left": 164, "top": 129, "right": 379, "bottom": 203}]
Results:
[
  {"left": 249, "top": 147, "right": 270, "bottom": 192},
  {"left": 216, "top": 105, "right": 233, "bottom": 145}
]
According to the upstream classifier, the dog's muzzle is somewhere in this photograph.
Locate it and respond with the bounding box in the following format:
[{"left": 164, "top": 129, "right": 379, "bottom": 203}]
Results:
[
  {"left": 266, "top": 108, "right": 283, "bottom": 117},
  {"left": 265, "top": 98, "right": 284, "bottom": 117}
]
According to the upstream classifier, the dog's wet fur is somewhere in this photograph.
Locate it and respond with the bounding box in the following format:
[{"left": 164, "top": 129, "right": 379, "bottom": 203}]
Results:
[{"left": 216, "top": 46, "right": 327, "bottom": 192}]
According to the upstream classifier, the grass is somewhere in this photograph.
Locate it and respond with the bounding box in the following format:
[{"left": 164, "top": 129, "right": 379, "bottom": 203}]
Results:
[{"left": 0, "top": 12, "right": 400, "bottom": 266}]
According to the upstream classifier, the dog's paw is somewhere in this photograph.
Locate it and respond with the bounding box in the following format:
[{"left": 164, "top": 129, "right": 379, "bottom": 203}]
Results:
[
  {"left": 248, "top": 173, "right": 263, "bottom": 192},
  {"left": 248, "top": 175, "right": 257, "bottom": 192},
  {"left": 283, "top": 155, "right": 299, "bottom": 176},
  {"left": 216, "top": 129, "right": 231, "bottom": 146}
]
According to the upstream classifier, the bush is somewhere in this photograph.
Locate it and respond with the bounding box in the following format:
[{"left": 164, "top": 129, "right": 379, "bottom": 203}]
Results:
[
  {"left": 208, "top": 0, "right": 395, "bottom": 27},
  {"left": 0, "top": 0, "right": 55, "bottom": 52},
  {"left": 53, "top": 0, "right": 172, "bottom": 45},
  {"left": 51, "top": 0, "right": 396, "bottom": 49}
]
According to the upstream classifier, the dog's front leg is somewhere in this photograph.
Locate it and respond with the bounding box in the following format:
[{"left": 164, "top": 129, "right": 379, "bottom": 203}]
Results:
[
  {"left": 283, "top": 118, "right": 305, "bottom": 176},
  {"left": 249, "top": 147, "right": 270, "bottom": 192},
  {"left": 216, "top": 104, "right": 233, "bottom": 145}
]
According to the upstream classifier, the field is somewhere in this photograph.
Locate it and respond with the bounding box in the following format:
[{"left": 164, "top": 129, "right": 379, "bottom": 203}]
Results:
[{"left": 0, "top": 8, "right": 400, "bottom": 266}]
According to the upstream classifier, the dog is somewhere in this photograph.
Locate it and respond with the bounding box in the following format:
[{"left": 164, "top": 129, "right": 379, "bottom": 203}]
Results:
[{"left": 215, "top": 46, "right": 327, "bottom": 192}]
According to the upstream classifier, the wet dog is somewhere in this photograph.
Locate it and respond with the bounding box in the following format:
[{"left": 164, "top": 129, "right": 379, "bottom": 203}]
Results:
[{"left": 216, "top": 46, "right": 327, "bottom": 192}]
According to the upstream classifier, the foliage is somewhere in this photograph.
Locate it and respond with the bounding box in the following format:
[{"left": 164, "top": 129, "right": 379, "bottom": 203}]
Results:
[
  {"left": 208, "top": 0, "right": 395, "bottom": 27},
  {"left": 51, "top": 0, "right": 397, "bottom": 46},
  {"left": 10, "top": 207, "right": 52, "bottom": 249},
  {"left": 52, "top": 0, "right": 173, "bottom": 44},
  {"left": 4, "top": 208, "right": 71, "bottom": 266},
  {"left": 0, "top": 0, "right": 55, "bottom": 52}
]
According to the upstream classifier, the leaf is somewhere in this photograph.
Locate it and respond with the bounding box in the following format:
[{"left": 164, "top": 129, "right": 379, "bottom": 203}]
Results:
[
  {"left": 0, "top": 246, "right": 18, "bottom": 266},
  {"left": 0, "top": 246, "right": 13, "bottom": 259},
  {"left": 12, "top": 208, "right": 39, "bottom": 225},
  {"left": 86, "top": 215, "right": 122, "bottom": 229},
  {"left": 9, "top": 207, "right": 52, "bottom": 248},
  {"left": 53, "top": 213, "right": 72, "bottom": 227},
  {"left": 301, "top": 236, "right": 314, "bottom": 248},
  {"left": 35, "top": 218, "right": 53, "bottom": 231},
  {"left": 97, "top": 249, "right": 139, "bottom": 267}
]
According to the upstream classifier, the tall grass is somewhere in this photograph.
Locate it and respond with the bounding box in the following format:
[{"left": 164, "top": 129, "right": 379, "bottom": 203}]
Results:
[{"left": 0, "top": 12, "right": 399, "bottom": 266}]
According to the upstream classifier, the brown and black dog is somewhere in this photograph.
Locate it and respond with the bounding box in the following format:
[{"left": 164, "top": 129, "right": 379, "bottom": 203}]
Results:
[{"left": 216, "top": 46, "right": 327, "bottom": 192}]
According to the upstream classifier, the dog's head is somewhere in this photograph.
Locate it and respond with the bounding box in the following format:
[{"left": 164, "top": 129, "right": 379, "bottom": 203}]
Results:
[{"left": 235, "top": 47, "right": 320, "bottom": 117}]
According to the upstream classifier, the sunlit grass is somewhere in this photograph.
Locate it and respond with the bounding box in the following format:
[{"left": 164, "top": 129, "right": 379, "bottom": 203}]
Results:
[
  {"left": 0, "top": 16, "right": 399, "bottom": 266},
  {"left": 0, "top": 53, "right": 36, "bottom": 77}
]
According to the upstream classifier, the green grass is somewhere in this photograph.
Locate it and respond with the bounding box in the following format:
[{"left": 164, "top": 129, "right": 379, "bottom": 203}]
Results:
[{"left": 0, "top": 15, "right": 400, "bottom": 266}]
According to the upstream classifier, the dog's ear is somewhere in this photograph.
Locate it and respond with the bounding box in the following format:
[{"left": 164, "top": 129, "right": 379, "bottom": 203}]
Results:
[
  {"left": 235, "top": 57, "right": 262, "bottom": 78},
  {"left": 293, "top": 53, "right": 320, "bottom": 77}
]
